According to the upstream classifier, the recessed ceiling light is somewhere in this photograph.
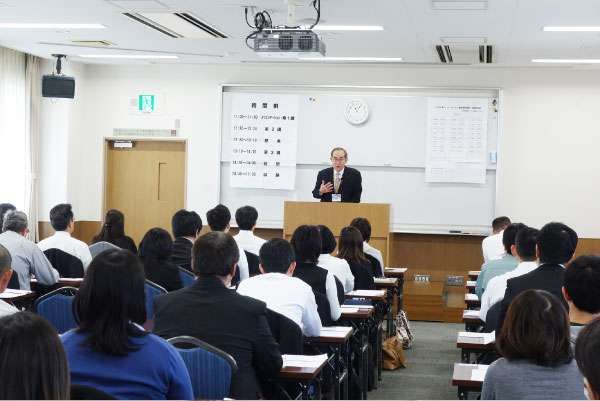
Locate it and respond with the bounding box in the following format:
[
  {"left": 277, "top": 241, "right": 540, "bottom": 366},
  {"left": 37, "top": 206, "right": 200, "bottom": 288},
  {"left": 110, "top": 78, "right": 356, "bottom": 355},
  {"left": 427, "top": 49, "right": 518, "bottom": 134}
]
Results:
[
  {"left": 431, "top": 0, "right": 488, "bottom": 10},
  {"left": 531, "top": 59, "right": 600, "bottom": 64},
  {"left": 543, "top": 26, "right": 600, "bottom": 32},
  {"left": 298, "top": 56, "right": 402, "bottom": 62},
  {"left": 440, "top": 37, "right": 486, "bottom": 43},
  {"left": 312, "top": 25, "right": 384, "bottom": 31},
  {"left": 78, "top": 54, "right": 178, "bottom": 59},
  {"left": 0, "top": 23, "right": 106, "bottom": 29},
  {"left": 107, "top": 0, "right": 168, "bottom": 9}
]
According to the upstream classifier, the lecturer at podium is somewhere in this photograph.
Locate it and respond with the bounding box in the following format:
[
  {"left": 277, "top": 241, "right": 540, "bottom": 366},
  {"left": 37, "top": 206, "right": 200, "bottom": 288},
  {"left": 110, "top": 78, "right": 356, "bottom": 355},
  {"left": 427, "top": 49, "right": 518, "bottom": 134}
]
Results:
[{"left": 312, "top": 147, "right": 362, "bottom": 203}]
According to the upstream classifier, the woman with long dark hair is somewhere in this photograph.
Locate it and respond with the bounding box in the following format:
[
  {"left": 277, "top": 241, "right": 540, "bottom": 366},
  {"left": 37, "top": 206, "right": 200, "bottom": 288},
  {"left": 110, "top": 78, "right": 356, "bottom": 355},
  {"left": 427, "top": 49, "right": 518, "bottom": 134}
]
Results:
[
  {"left": 336, "top": 226, "right": 375, "bottom": 290},
  {"left": 92, "top": 209, "right": 137, "bottom": 253},
  {"left": 62, "top": 249, "right": 193, "bottom": 400},
  {"left": 138, "top": 227, "right": 183, "bottom": 292}
]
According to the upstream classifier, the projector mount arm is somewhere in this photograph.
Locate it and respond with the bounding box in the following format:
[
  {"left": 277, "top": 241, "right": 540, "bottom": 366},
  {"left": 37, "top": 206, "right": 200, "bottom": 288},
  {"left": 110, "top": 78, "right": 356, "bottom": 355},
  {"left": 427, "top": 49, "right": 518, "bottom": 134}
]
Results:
[{"left": 51, "top": 54, "right": 66, "bottom": 75}]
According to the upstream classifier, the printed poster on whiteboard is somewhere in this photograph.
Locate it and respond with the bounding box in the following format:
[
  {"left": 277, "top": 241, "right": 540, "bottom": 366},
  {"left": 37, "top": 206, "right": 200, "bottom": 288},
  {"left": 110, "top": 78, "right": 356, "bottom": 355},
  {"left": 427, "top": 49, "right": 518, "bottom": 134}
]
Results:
[
  {"left": 230, "top": 93, "right": 299, "bottom": 190},
  {"left": 425, "top": 97, "right": 488, "bottom": 184}
]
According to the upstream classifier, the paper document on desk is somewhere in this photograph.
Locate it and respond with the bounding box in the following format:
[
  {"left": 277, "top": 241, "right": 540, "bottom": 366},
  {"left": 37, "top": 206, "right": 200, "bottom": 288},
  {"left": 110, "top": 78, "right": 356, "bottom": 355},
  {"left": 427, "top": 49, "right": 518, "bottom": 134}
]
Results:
[
  {"left": 385, "top": 268, "right": 407, "bottom": 273},
  {"left": 282, "top": 354, "right": 328, "bottom": 368},
  {"left": 340, "top": 306, "right": 359, "bottom": 313},
  {"left": 465, "top": 293, "right": 479, "bottom": 301},
  {"left": 458, "top": 331, "right": 495, "bottom": 344},
  {"left": 59, "top": 278, "right": 83, "bottom": 282},
  {"left": 322, "top": 326, "right": 352, "bottom": 333},
  {"left": 463, "top": 310, "right": 481, "bottom": 318},
  {"left": 466, "top": 281, "right": 476, "bottom": 287},
  {"left": 0, "top": 289, "right": 31, "bottom": 299},
  {"left": 374, "top": 278, "right": 395, "bottom": 284},
  {"left": 348, "top": 290, "right": 385, "bottom": 297},
  {"left": 471, "top": 365, "right": 490, "bottom": 381}
]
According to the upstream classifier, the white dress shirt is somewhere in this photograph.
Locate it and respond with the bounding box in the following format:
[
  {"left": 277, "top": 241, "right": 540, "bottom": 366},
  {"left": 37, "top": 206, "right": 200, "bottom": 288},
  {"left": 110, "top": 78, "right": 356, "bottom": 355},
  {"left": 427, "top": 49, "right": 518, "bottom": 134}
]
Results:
[
  {"left": 482, "top": 231, "right": 505, "bottom": 262},
  {"left": 318, "top": 254, "right": 354, "bottom": 293},
  {"left": 237, "top": 273, "right": 322, "bottom": 337},
  {"left": 234, "top": 230, "right": 267, "bottom": 256},
  {"left": 363, "top": 242, "right": 384, "bottom": 277},
  {"left": 479, "top": 260, "right": 538, "bottom": 320},
  {"left": 325, "top": 271, "right": 342, "bottom": 321},
  {"left": 232, "top": 238, "right": 249, "bottom": 281},
  {"left": 0, "top": 297, "right": 18, "bottom": 318},
  {"left": 38, "top": 231, "right": 93, "bottom": 270}
]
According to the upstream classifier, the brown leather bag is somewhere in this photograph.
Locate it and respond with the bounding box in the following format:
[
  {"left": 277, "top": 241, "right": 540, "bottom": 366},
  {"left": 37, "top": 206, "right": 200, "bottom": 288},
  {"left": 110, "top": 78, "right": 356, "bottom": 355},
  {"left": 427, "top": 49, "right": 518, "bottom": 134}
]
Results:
[{"left": 381, "top": 336, "right": 407, "bottom": 370}]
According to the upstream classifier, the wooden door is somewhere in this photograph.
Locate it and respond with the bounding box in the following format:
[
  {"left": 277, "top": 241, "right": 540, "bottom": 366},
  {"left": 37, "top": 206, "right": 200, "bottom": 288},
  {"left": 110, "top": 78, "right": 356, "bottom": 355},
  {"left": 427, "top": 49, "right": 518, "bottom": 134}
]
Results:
[{"left": 104, "top": 140, "right": 186, "bottom": 245}]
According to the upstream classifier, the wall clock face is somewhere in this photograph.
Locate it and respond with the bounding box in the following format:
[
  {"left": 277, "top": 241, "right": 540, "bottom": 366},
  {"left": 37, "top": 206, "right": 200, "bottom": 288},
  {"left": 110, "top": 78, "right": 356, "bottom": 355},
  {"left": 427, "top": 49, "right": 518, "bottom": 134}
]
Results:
[{"left": 344, "top": 99, "right": 369, "bottom": 125}]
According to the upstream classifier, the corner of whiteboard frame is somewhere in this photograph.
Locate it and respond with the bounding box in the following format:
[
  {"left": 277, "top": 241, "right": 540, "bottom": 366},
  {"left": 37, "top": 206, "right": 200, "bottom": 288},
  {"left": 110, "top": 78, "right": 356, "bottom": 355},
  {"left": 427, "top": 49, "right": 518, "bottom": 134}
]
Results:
[
  {"left": 217, "top": 84, "right": 226, "bottom": 204},
  {"left": 494, "top": 89, "right": 503, "bottom": 218}
]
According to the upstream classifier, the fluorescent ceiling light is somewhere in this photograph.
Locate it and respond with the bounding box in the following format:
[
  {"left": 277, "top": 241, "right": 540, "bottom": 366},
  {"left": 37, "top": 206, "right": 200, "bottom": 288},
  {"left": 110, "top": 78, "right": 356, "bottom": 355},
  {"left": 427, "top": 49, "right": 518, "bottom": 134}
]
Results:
[
  {"left": 432, "top": 1, "right": 488, "bottom": 10},
  {"left": 312, "top": 25, "right": 384, "bottom": 31},
  {"left": 299, "top": 57, "right": 402, "bottom": 62},
  {"left": 543, "top": 26, "right": 600, "bottom": 32},
  {"left": 0, "top": 23, "right": 106, "bottom": 29},
  {"left": 532, "top": 59, "right": 600, "bottom": 64},
  {"left": 78, "top": 54, "right": 178, "bottom": 59},
  {"left": 0, "top": 2, "right": 10, "bottom": 8},
  {"left": 441, "top": 37, "right": 486, "bottom": 43}
]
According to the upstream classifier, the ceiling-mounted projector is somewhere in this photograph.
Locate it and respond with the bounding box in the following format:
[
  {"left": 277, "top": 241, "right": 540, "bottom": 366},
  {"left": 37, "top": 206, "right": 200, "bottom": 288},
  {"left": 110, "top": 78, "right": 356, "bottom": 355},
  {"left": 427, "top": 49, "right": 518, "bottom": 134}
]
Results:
[{"left": 254, "top": 29, "right": 325, "bottom": 58}]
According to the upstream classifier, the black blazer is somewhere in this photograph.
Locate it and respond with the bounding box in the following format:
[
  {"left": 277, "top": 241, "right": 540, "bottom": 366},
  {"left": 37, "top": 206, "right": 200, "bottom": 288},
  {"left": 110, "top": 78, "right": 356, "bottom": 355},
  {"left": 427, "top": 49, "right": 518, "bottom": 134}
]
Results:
[
  {"left": 171, "top": 237, "right": 194, "bottom": 272},
  {"left": 293, "top": 262, "right": 329, "bottom": 296},
  {"left": 496, "top": 263, "right": 568, "bottom": 331},
  {"left": 143, "top": 259, "right": 183, "bottom": 293},
  {"left": 312, "top": 166, "right": 362, "bottom": 203},
  {"left": 152, "top": 276, "right": 283, "bottom": 400},
  {"left": 348, "top": 259, "right": 376, "bottom": 290}
]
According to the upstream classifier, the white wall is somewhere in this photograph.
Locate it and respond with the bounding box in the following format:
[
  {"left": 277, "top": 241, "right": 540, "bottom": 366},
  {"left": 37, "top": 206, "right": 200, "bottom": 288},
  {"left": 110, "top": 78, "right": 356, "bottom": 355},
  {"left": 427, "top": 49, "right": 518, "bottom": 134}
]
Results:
[{"left": 39, "top": 62, "right": 600, "bottom": 237}]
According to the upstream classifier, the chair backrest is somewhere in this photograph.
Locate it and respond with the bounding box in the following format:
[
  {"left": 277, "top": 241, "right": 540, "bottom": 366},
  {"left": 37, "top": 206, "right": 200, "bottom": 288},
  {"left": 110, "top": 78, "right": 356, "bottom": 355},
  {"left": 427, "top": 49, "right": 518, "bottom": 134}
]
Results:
[
  {"left": 365, "top": 253, "right": 383, "bottom": 278},
  {"left": 167, "top": 335, "right": 238, "bottom": 399},
  {"left": 244, "top": 251, "right": 261, "bottom": 276},
  {"left": 34, "top": 286, "right": 78, "bottom": 334},
  {"left": 144, "top": 280, "right": 167, "bottom": 319},
  {"left": 334, "top": 276, "right": 345, "bottom": 305},
  {"left": 88, "top": 241, "right": 120, "bottom": 259},
  {"left": 43, "top": 248, "right": 84, "bottom": 278},
  {"left": 484, "top": 301, "right": 502, "bottom": 333},
  {"left": 178, "top": 266, "right": 196, "bottom": 288},
  {"left": 7, "top": 271, "right": 20, "bottom": 289},
  {"left": 312, "top": 289, "right": 332, "bottom": 326},
  {"left": 265, "top": 309, "right": 303, "bottom": 354}
]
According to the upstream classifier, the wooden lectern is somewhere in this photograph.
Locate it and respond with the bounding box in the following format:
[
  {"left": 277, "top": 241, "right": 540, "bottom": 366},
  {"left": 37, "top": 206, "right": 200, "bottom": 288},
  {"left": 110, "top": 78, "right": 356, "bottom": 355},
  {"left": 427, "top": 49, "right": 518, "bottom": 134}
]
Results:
[{"left": 283, "top": 201, "right": 390, "bottom": 265}]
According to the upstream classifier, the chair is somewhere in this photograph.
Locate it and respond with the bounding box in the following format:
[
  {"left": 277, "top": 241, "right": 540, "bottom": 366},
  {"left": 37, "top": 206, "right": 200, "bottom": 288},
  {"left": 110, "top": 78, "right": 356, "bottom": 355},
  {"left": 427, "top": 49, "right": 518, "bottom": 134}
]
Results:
[
  {"left": 265, "top": 309, "right": 303, "bottom": 354},
  {"left": 167, "top": 335, "right": 238, "bottom": 400},
  {"left": 334, "top": 276, "right": 345, "bottom": 305},
  {"left": 88, "top": 241, "right": 120, "bottom": 259},
  {"left": 33, "top": 286, "right": 78, "bottom": 334},
  {"left": 145, "top": 279, "right": 167, "bottom": 320},
  {"left": 43, "top": 248, "right": 84, "bottom": 278},
  {"left": 245, "top": 251, "right": 261, "bottom": 276},
  {"left": 313, "top": 289, "right": 332, "bottom": 326},
  {"left": 178, "top": 266, "right": 196, "bottom": 288},
  {"left": 365, "top": 254, "right": 383, "bottom": 278}
]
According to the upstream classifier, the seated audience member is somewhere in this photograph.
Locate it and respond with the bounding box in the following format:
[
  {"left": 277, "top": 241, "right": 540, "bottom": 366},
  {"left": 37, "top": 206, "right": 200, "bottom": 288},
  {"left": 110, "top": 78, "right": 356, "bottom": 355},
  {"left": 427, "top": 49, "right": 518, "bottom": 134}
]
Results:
[
  {"left": 170, "top": 209, "right": 202, "bottom": 271},
  {"left": 317, "top": 225, "right": 354, "bottom": 293},
  {"left": 152, "top": 232, "right": 282, "bottom": 400},
  {"left": 350, "top": 217, "right": 384, "bottom": 277},
  {"left": 563, "top": 254, "right": 600, "bottom": 345},
  {"left": 575, "top": 318, "right": 600, "bottom": 400},
  {"left": 0, "top": 202, "right": 15, "bottom": 231},
  {"left": 482, "top": 290, "right": 585, "bottom": 400},
  {"left": 62, "top": 249, "right": 192, "bottom": 400},
  {"left": 0, "top": 211, "right": 58, "bottom": 290},
  {"left": 482, "top": 216, "right": 511, "bottom": 262},
  {"left": 475, "top": 223, "right": 524, "bottom": 299},
  {"left": 290, "top": 225, "right": 341, "bottom": 322},
  {"left": 206, "top": 204, "right": 248, "bottom": 282},
  {"left": 337, "top": 226, "right": 376, "bottom": 291},
  {"left": 0, "top": 245, "right": 17, "bottom": 317},
  {"left": 0, "top": 312, "right": 70, "bottom": 400},
  {"left": 234, "top": 205, "right": 266, "bottom": 256},
  {"left": 496, "top": 222, "right": 577, "bottom": 331},
  {"left": 92, "top": 209, "right": 137, "bottom": 254},
  {"left": 480, "top": 227, "right": 539, "bottom": 320},
  {"left": 138, "top": 228, "right": 183, "bottom": 292},
  {"left": 237, "top": 238, "right": 321, "bottom": 337},
  {"left": 37, "top": 203, "right": 92, "bottom": 270}
]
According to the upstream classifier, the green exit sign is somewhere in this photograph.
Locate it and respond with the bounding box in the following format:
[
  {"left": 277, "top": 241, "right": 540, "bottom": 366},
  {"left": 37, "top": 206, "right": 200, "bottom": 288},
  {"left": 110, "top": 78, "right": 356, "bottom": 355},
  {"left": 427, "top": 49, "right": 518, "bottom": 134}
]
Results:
[{"left": 139, "top": 95, "right": 155, "bottom": 111}]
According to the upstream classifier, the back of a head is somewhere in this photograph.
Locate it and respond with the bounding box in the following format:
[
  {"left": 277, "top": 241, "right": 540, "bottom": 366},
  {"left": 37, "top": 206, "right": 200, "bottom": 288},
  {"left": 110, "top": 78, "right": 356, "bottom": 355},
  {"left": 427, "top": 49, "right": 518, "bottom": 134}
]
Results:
[
  {"left": 565, "top": 254, "right": 600, "bottom": 315},
  {"left": 138, "top": 227, "right": 173, "bottom": 263},
  {"left": 290, "top": 225, "right": 321, "bottom": 265},
  {"left": 492, "top": 216, "right": 511, "bottom": 231},
  {"left": 259, "top": 238, "right": 295, "bottom": 274},
  {"left": 2, "top": 210, "right": 27, "bottom": 233},
  {"left": 192, "top": 231, "right": 239, "bottom": 276},
  {"left": 0, "top": 244, "right": 11, "bottom": 277},
  {"left": 0, "top": 203, "right": 16, "bottom": 231},
  {"left": 497, "top": 289, "right": 572, "bottom": 367},
  {"left": 337, "top": 226, "right": 366, "bottom": 263},
  {"left": 206, "top": 204, "right": 231, "bottom": 232},
  {"left": 49, "top": 203, "right": 73, "bottom": 232},
  {"left": 350, "top": 217, "right": 371, "bottom": 242},
  {"left": 537, "top": 222, "right": 578, "bottom": 264},
  {"left": 0, "top": 312, "right": 70, "bottom": 400},
  {"left": 235, "top": 206, "right": 258, "bottom": 231},
  {"left": 318, "top": 225, "right": 337, "bottom": 255},
  {"left": 171, "top": 209, "right": 203, "bottom": 238},
  {"left": 515, "top": 227, "right": 539, "bottom": 262},
  {"left": 93, "top": 209, "right": 125, "bottom": 243},
  {"left": 575, "top": 317, "right": 600, "bottom": 399},
  {"left": 502, "top": 223, "right": 527, "bottom": 256},
  {"left": 73, "top": 249, "right": 147, "bottom": 356}
]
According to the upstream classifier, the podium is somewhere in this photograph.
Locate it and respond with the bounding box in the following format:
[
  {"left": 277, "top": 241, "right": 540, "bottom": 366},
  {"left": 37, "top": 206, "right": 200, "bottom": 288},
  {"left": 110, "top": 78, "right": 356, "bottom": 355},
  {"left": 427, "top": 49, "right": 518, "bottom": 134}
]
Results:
[{"left": 283, "top": 201, "right": 390, "bottom": 265}]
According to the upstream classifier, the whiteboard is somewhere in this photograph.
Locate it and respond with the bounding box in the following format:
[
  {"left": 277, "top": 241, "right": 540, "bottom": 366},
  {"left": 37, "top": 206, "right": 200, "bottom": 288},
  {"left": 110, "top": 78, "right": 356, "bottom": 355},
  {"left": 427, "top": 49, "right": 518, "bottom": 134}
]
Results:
[{"left": 219, "top": 85, "right": 501, "bottom": 232}]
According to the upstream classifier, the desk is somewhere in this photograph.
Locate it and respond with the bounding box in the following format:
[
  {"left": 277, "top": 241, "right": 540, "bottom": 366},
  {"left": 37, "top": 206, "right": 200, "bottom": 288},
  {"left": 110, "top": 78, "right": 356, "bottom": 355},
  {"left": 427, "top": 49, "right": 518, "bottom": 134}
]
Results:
[
  {"left": 456, "top": 333, "right": 495, "bottom": 363},
  {"left": 31, "top": 277, "right": 83, "bottom": 288},
  {"left": 464, "top": 293, "right": 481, "bottom": 310},
  {"left": 278, "top": 354, "right": 328, "bottom": 400},
  {"left": 339, "top": 306, "right": 373, "bottom": 400},
  {"left": 383, "top": 268, "right": 407, "bottom": 310},
  {"left": 305, "top": 326, "right": 353, "bottom": 400},
  {"left": 468, "top": 271, "right": 480, "bottom": 281},
  {"left": 466, "top": 281, "right": 476, "bottom": 294},
  {"left": 0, "top": 289, "right": 36, "bottom": 302},
  {"left": 452, "top": 363, "right": 487, "bottom": 400},
  {"left": 374, "top": 278, "right": 398, "bottom": 338},
  {"left": 462, "top": 310, "right": 484, "bottom": 332}
]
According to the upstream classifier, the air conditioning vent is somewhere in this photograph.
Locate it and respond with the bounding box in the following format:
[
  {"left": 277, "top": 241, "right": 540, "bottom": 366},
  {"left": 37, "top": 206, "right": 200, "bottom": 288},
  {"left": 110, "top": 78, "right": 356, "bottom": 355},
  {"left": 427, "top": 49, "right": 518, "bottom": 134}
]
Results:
[
  {"left": 122, "top": 12, "right": 228, "bottom": 39},
  {"left": 71, "top": 40, "right": 115, "bottom": 47},
  {"left": 279, "top": 35, "right": 294, "bottom": 50},
  {"left": 435, "top": 43, "right": 493, "bottom": 64},
  {"left": 298, "top": 35, "right": 313, "bottom": 50}
]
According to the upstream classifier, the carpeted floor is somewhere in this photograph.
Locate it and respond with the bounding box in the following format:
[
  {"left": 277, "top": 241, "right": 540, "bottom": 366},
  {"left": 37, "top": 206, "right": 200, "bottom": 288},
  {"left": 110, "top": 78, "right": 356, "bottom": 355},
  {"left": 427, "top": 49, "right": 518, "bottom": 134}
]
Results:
[{"left": 369, "top": 321, "right": 463, "bottom": 400}]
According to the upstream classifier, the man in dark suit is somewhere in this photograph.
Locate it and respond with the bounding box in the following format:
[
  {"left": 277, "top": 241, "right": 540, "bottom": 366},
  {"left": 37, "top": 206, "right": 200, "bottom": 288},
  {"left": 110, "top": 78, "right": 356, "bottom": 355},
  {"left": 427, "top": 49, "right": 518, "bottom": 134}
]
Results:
[
  {"left": 152, "top": 232, "right": 283, "bottom": 400},
  {"left": 496, "top": 222, "right": 578, "bottom": 331},
  {"left": 312, "top": 147, "right": 362, "bottom": 203},
  {"left": 170, "top": 209, "right": 203, "bottom": 272}
]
